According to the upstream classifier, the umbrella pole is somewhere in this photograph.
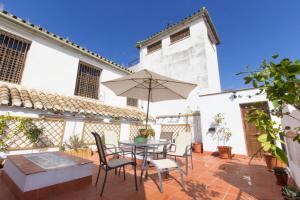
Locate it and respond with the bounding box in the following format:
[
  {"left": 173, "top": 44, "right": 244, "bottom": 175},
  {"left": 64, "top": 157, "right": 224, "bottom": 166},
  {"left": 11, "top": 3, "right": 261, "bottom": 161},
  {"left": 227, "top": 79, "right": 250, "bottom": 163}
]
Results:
[{"left": 145, "top": 79, "right": 152, "bottom": 129}]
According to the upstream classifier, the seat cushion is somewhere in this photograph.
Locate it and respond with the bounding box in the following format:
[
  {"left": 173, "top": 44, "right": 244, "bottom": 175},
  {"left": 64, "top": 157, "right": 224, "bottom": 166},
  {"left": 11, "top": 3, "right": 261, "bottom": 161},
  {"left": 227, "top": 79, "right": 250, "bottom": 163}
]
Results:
[
  {"left": 150, "top": 159, "right": 178, "bottom": 169},
  {"left": 107, "top": 158, "right": 133, "bottom": 168}
]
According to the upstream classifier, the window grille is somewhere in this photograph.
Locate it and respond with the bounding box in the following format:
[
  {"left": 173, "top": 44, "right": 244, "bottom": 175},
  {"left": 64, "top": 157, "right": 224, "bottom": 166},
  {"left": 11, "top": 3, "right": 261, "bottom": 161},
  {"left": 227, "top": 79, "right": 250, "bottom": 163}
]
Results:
[
  {"left": 127, "top": 97, "right": 138, "bottom": 107},
  {"left": 147, "top": 40, "right": 161, "bottom": 53},
  {"left": 0, "top": 29, "right": 31, "bottom": 84},
  {"left": 170, "top": 27, "right": 190, "bottom": 44},
  {"left": 75, "top": 61, "right": 101, "bottom": 99}
]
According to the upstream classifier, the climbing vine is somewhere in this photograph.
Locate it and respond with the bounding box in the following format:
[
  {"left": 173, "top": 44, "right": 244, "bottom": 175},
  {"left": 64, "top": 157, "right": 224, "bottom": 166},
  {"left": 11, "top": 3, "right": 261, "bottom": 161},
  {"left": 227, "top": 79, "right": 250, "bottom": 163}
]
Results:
[{"left": 0, "top": 115, "right": 43, "bottom": 151}]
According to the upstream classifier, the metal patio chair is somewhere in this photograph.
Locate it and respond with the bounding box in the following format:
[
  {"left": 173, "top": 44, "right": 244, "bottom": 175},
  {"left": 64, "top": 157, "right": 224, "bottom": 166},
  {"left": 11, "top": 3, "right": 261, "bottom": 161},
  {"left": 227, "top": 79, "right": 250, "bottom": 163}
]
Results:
[
  {"left": 150, "top": 157, "right": 185, "bottom": 193},
  {"left": 167, "top": 132, "right": 193, "bottom": 175},
  {"left": 91, "top": 132, "right": 138, "bottom": 196}
]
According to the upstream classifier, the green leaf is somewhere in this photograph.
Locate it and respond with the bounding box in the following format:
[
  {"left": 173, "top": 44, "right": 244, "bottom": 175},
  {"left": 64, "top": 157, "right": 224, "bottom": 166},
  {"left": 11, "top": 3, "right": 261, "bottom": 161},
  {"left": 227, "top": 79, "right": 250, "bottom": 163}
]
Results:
[
  {"left": 272, "top": 54, "right": 279, "bottom": 59},
  {"left": 262, "top": 142, "right": 271, "bottom": 151},
  {"left": 274, "top": 147, "right": 288, "bottom": 164},
  {"left": 244, "top": 77, "right": 252, "bottom": 84},
  {"left": 257, "top": 134, "right": 268, "bottom": 142},
  {"left": 286, "top": 64, "right": 300, "bottom": 75}
]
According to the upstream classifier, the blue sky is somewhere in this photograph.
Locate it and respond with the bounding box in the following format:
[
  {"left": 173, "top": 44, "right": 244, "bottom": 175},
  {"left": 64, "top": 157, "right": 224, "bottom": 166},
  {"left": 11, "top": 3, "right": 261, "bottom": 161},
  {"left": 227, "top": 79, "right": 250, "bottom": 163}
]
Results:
[{"left": 1, "top": 0, "right": 300, "bottom": 90}]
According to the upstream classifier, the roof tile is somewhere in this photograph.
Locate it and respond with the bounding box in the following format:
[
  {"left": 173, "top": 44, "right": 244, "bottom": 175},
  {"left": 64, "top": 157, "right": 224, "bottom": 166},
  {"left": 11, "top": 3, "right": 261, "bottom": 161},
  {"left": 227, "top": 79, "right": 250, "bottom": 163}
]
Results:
[{"left": 0, "top": 84, "right": 147, "bottom": 121}]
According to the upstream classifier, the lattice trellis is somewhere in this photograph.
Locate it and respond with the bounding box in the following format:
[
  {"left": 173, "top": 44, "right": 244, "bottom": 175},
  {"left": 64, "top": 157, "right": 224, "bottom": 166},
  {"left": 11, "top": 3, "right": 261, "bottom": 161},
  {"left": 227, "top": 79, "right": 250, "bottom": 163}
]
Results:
[
  {"left": 129, "top": 123, "right": 144, "bottom": 141},
  {"left": 82, "top": 121, "right": 121, "bottom": 144},
  {"left": 161, "top": 124, "right": 191, "bottom": 135},
  {"left": 5, "top": 118, "right": 65, "bottom": 150}
]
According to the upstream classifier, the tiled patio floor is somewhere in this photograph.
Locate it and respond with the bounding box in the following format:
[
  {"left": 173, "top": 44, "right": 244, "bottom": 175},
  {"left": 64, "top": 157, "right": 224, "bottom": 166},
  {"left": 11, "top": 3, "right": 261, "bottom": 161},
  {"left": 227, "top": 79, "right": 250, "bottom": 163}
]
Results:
[{"left": 0, "top": 153, "right": 282, "bottom": 200}]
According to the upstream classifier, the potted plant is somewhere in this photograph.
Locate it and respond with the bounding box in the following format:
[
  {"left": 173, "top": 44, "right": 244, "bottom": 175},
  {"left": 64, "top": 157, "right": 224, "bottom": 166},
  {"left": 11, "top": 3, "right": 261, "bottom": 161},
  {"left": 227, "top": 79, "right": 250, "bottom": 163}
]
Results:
[
  {"left": 273, "top": 167, "right": 288, "bottom": 186},
  {"left": 211, "top": 113, "right": 233, "bottom": 159},
  {"left": 282, "top": 186, "right": 300, "bottom": 200},
  {"left": 193, "top": 142, "right": 202, "bottom": 153},
  {"left": 239, "top": 55, "right": 300, "bottom": 167},
  {"left": 62, "top": 135, "right": 92, "bottom": 158},
  {"left": 134, "top": 128, "right": 155, "bottom": 143}
]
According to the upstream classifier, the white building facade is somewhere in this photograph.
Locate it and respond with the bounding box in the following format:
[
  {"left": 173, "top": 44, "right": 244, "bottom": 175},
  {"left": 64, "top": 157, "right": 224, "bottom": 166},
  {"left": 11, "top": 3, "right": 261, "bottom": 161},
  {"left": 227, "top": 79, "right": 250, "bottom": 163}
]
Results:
[
  {"left": 0, "top": 10, "right": 146, "bottom": 155},
  {"left": 131, "top": 8, "right": 221, "bottom": 116}
]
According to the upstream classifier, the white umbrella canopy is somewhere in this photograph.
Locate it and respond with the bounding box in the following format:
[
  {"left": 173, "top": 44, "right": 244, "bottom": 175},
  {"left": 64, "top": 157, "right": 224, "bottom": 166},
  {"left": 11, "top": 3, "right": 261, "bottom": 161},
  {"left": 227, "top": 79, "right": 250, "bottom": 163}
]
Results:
[{"left": 102, "top": 69, "right": 197, "bottom": 128}]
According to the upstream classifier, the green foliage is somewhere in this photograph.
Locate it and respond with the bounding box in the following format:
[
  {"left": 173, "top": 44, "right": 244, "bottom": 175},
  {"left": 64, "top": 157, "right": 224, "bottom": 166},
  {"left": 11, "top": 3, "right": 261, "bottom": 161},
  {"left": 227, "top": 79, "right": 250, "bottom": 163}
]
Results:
[
  {"left": 0, "top": 115, "right": 13, "bottom": 152},
  {"left": 212, "top": 113, "right": 232, "bottom": 146},
  {"left": 64, "top": 135, "right": 85, "bottom": 151},
  {"left": 282, "top": 186, "right": 300, "bottom": 198},
  {"left": 0, "top": 115, "right": 44, "bottom": 151},
  {"left": 240, "top": 55, "right": 300, "bottom": 164},
  {"left": 138, "top": 128, "right": 155, "bottom": 138},
  {"left": 18, "top": 118, "right": 43, "bottom": 144}
]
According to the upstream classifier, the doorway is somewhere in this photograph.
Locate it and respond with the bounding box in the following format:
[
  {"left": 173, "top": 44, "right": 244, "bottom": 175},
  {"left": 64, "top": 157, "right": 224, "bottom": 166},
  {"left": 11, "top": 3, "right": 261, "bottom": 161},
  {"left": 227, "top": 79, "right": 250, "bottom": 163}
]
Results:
[{"left": 240, "top": 102, "right": 269, "bottom": 158}]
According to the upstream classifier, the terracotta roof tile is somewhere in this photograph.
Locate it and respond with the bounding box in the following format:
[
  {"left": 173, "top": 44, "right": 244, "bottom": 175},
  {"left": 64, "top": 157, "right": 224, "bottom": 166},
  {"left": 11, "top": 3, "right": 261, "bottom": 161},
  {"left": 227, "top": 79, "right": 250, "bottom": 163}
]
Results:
[
  {"left": 0, "top": 84, "right": 147, "bottom": 121},
  {"left": 136, "top": 7, "right": 220, "bottom": 48}
]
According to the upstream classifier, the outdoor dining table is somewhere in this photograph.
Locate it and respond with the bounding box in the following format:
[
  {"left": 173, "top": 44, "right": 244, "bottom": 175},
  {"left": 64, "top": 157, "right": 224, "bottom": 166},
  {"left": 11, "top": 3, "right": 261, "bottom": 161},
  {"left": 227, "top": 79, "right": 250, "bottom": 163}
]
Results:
[{"left": 119, "top": 139, "right": 170, "bottom": 182}]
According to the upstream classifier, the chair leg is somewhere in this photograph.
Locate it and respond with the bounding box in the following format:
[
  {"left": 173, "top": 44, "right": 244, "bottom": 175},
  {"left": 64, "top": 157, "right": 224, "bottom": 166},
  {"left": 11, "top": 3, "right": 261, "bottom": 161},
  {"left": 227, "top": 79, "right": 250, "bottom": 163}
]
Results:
[
  {"left": 118, "top": 167, "right": 121, "bottom": 176},
  {"left": 190, "top": 154, "right": 194, "bottom": 169},
  {"left": 133, "top": 163, "right": 138, "bottom": 191},
  {"left": 157, "top": 169, "right": 164, "bottom": 193},
  {"left": 178, "top": 167, "right": 185, "bottom": 189},
  {"left": 100, "top": 171, "right": 108, "bottom": 197},
  {"left": 123, "top": 166, "right": 126, "bottom": 180},
  {"left": 185, "top": 156, "right": 188, "bottom": 176},
  {"left": 95, "top": 165, "right": 101, "bottom": 186}
]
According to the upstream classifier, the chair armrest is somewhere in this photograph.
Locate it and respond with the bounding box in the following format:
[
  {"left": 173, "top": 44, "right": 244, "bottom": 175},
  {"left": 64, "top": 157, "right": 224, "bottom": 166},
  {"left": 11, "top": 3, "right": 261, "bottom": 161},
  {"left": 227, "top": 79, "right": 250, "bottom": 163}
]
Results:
[{"left": 185, "top": 144, "right": 193, "bottom": 155}]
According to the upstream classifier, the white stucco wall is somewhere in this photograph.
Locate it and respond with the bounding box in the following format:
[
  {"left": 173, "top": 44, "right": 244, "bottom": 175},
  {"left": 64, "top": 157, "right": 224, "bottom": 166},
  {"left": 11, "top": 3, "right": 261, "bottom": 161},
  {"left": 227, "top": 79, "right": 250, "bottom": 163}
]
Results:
[
  {"left": 198, "top": 89, "right": 273, "bottom": 155},
  {"left": 0, "top": 16, "right": 128, "bottom": 108},
  {"left": 132, "top": 18, "right": 220, "bottom": 117},
  {"left": 282, "top": 106, "right": 300, "bottom": 187}
]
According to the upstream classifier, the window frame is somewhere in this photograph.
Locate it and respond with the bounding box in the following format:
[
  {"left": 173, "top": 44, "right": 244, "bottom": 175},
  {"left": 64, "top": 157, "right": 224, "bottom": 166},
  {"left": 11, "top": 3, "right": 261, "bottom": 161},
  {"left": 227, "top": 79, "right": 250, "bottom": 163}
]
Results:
[
  {"left": 0, "top": 29, "right": 31, "bottom": 84},
  {"left": 147, "top": 40, "right": 162, "bottom": 54},
  {"left": 170, "top": 27, "right": 190, "bottom": 44},
  {"left": 126, "top": 97, "right": 138, "bottom": 107},
  {"left": 74, "top": 61, "right": 102, "bottom": 99}
]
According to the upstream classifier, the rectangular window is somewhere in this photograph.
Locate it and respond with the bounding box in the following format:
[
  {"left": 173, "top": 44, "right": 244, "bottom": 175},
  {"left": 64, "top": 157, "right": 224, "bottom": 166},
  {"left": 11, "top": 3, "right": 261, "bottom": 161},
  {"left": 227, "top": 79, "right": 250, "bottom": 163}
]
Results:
[
  {"left": 147, "top": 40, "right": 161, "bottom": 54},
  {"left": 0, "top": 29, "right": 31, "bottom": 84},
  {"left": 170, "top": 27, "right": 190, "bottom": 44},
  {"left": 127, "top": 97, "right": 138, "bottom": 107},
  {"left": 75, "top": 61, "right": 102, "bottom": 99}
]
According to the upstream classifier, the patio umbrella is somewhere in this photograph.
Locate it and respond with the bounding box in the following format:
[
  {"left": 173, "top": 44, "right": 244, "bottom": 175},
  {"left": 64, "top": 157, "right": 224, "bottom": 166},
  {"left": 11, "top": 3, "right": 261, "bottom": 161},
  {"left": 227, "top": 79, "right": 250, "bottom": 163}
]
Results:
[{"left": 102, "top": 69, "right": 197, "bottom": 128}]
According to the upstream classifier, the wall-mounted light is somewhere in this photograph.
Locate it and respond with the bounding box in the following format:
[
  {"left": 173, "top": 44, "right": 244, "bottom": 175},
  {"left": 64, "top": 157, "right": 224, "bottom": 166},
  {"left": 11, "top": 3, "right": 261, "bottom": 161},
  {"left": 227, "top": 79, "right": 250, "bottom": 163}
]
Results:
[
  {"left": 232, "top": 91, "right": 237, "bottom": 99},
  {"left": 208, "top": 127, "right": 216, "bottom": 133}
]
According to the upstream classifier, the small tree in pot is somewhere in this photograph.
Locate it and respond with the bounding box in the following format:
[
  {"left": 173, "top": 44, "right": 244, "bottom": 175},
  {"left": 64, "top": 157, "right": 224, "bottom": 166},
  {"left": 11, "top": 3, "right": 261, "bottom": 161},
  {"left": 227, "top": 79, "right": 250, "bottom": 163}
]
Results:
[{"left": 211, "top": 113, "right": 233, "bottom": 159}]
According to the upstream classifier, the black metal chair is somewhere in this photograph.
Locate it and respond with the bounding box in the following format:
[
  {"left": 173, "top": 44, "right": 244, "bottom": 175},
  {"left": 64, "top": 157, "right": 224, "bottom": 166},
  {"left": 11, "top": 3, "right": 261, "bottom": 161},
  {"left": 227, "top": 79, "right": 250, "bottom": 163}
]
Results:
[{"left": 91, "top": 132, "right": 138, "bottom": 196}]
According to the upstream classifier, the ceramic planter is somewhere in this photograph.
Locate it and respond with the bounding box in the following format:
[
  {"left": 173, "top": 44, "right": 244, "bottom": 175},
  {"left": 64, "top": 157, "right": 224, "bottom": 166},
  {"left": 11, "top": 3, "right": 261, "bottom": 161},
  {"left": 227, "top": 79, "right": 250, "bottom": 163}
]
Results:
[
  {"left": 134, "top": 136, "right": 147, "bottom": 143},
  {"left": 193, "top": 143, "right": 202, "bottom": 153},
  {"left": 217, "top": 146, "right": 232, "bottom": 159},
  {"left": 0, "top": 158, "right": 4, "bottom": 168},
  {"left": 273, "top": 167, "right": 288, "bottom": 186},
  {"left": 264, "top": 153, "right": 287, "bottom": 171}
]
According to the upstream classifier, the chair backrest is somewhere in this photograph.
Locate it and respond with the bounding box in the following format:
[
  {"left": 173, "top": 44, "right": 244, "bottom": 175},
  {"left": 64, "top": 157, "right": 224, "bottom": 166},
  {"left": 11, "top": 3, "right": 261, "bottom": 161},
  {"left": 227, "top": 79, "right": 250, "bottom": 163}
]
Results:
[
  {"left": 104, "top": 131, "right": 118, "bottom": 146},
  {"left": 174, "top": 132, "right": 192, "bottom": 156},
  {"left": 91, "top": 132, "right": 107, "bottom": 166},
  {"left": 160, "top": 132, "right": 174, "bottom": 141}
]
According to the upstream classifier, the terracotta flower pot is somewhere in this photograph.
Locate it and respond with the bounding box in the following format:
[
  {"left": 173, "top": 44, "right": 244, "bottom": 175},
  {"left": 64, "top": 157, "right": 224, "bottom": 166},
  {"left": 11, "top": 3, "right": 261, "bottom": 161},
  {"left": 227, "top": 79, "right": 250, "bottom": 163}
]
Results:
[
  {"left": 193, "top": 143, "right": 202, "bottom": 153},
  {"left": 217, "top": 146, "right": 232, "bottom": 159},
  {"left": 264, "top": 153, "right": 287, "bottom": 171}
]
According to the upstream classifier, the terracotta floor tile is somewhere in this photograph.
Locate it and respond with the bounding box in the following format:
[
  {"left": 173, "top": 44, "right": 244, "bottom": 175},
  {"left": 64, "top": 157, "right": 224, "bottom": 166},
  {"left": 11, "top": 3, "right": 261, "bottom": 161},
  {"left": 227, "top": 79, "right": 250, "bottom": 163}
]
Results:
[{"left": 0, "top": 153, "right": 282, "bottom": 200}]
